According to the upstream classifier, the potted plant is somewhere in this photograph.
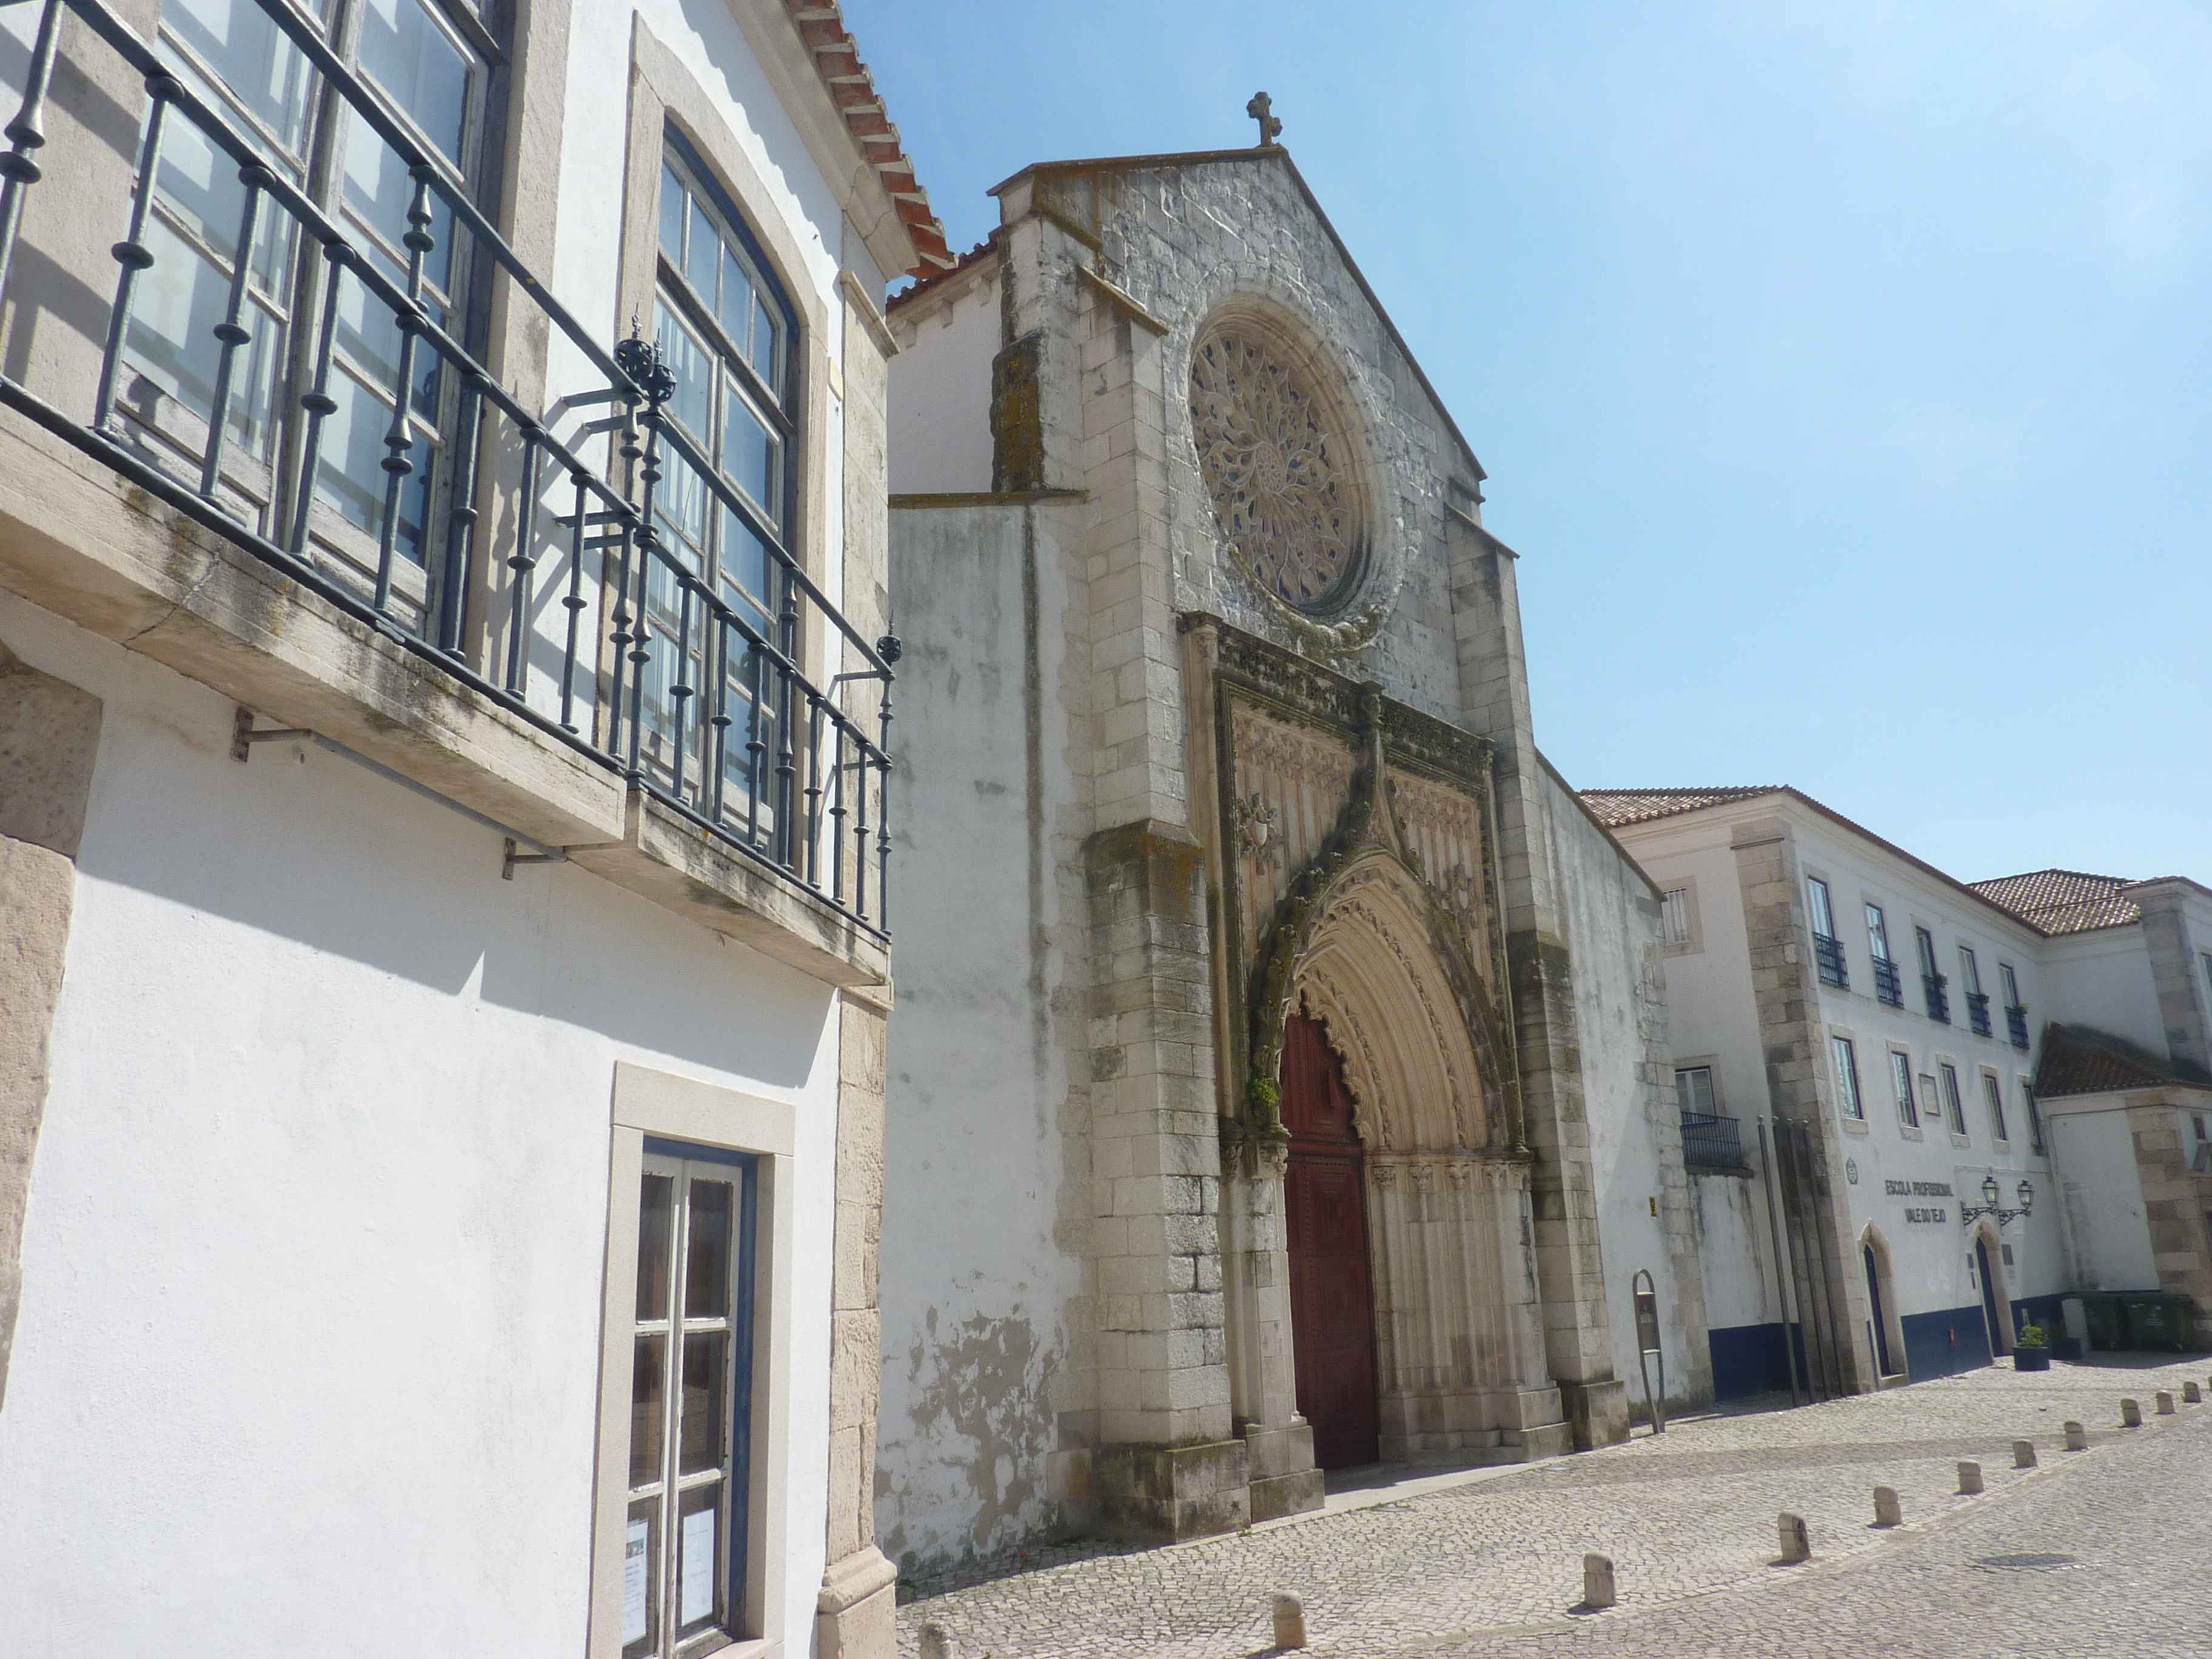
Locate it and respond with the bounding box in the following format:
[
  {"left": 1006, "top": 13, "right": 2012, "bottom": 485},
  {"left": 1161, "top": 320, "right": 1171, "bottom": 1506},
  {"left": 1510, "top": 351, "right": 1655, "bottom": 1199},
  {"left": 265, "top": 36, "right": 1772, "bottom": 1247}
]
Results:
[{"left": 2013, "top": 1323, "right": 2051, "bottom": 1372}]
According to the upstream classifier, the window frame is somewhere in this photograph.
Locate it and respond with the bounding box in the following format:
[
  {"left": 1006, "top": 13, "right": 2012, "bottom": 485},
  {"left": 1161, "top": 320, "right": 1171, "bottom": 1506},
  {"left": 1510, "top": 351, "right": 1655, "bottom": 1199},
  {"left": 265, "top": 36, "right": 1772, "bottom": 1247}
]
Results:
[
  {"left": 2024, "top": 1079, "right": 2045, "bottom": 1156},
  {"left": 1831, "top": 1033, "right": 1866, "bottom": 1122},
  {"left": 1888, "top": 1045, "right": 1920, "bottom": 1131},
  {"left": 1675, "top": 1063, "right": 1718, "bottom": 1118},
  {"left": 1979, "top": 1066, "right": 2009, "bottom": 1147},
  {"left": 1659, "top": 880, "right": 1701, "bottom": 956},
  {"left": 591, "top": 1064, "right": 796, "bottom": 1659},
  {"left": 1939, "top": 1059, "right": 1969, "bottom": 1142}
]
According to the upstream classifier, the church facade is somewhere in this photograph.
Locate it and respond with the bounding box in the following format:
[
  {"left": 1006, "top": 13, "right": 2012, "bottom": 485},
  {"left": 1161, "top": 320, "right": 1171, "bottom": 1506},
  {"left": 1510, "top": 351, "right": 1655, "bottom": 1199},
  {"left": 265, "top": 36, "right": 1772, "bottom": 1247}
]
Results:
[{"left": 877, "top": 120, "right": 1710, "bottom": 1569}]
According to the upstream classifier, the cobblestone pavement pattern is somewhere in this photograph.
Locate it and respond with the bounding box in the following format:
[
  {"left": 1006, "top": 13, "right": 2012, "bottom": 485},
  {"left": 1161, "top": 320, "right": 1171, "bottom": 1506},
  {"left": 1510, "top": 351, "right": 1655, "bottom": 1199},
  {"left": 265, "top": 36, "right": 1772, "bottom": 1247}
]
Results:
[{"left": 894, "top": 1356, "right": 2212, "bottom": 1657}]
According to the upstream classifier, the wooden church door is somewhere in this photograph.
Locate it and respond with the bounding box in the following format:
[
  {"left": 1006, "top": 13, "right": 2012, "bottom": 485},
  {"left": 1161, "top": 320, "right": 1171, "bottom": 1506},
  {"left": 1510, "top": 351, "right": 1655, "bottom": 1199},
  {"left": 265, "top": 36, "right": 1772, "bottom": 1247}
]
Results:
[{"left": 1280, "top": 1011, "right": 1381, "bottom": 1468}]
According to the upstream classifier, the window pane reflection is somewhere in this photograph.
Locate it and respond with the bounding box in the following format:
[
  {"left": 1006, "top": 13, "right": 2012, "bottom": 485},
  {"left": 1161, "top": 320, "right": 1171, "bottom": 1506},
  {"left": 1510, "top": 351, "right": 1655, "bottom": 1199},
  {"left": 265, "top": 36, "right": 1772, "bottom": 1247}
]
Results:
[
  {"left": 678, "top": 1331, "right": 727, "bottom": 1475},
  {"left": 685, "top": 1180, "right": 731, "bottom": 1318},
  {"left": 628, "top": 1335, "right": 666, "bottom": 1489},
  {"left": 636, "top": 1173, "right": 673, "bottom": 1319}
]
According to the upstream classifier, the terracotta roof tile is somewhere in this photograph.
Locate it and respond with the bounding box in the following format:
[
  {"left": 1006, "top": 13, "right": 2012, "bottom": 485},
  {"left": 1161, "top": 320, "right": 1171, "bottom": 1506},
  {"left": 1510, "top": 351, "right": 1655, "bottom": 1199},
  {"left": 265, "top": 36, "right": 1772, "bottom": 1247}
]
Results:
[
  {"left": 1578, "top": 788, "right": 1782, "bottom": 828},
  {"left": 2034, "top": 1022, "right": 2208, "bottom": 1098},
  {"left": 1967, "top": 869, "right": 2139, "bottom": 936},
  {"left": 782, "top": 2, "right": 951, "bottom": 278}
]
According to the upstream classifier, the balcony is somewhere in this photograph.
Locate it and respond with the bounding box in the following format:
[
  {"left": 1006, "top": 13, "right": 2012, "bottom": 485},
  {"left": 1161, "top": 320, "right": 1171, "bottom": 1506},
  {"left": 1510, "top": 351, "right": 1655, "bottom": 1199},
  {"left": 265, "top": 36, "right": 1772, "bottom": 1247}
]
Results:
[
  {"left": 2007, "top": 1004, "right": 2030, "bottom": 1050},
  {"left": 1923, "top": 973, "right": 1951, "bottom": 1024},
  {"left": 1966, "top": 991, "right": 1992, "bottom": 1039},
  {"left": 0, "top": 0, "right": 894, "bottom": 964},
  {"left": 1812, "top": 931, "right": 1849, "bottom": 990},
  {"left": 1872, "top": 957, "right": 1903, "bottom": 1007},
  {"left": 1680, "top": 1111, "right": 1748, "bottom": 1173}
]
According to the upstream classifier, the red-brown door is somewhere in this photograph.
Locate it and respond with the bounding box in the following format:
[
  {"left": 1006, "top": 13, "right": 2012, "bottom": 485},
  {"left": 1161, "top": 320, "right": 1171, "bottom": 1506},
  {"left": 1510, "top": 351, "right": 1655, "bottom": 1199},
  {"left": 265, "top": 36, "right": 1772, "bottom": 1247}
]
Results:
[{"left": 1280, "top": 1012, "right": 1380, "bottom": 1469}]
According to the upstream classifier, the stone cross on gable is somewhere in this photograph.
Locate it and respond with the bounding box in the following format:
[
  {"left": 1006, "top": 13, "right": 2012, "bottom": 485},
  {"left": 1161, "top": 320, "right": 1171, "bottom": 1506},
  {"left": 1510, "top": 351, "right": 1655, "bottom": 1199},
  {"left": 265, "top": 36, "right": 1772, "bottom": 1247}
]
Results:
[{"left": 1247, "top": 91, "right": 1282, "bottom": 146}]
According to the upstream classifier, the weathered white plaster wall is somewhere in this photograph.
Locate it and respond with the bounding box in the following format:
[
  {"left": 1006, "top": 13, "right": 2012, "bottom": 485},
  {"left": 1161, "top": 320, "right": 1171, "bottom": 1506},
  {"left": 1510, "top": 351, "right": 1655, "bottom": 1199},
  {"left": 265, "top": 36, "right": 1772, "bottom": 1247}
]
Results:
[
  {"left": 1539, "top": 771, "right": 1710, "bottom": 1413},
  {"left": 1689, "top": 1173, "right": 1778, "bottom": 1330},
  {"left": 2047, "top": 1103, "right": 2157, "bottom": 1290},
  {"left": 888, "top": 266, "right": 998, "bottom": 494},
  {"left": 0, "top": 592, "right": 842, "bottom": 1657},
  {"left": 876, "top": 501, "right": 1090, "bottom": 1572},
  {"left": 2042, "top": 928, "right": 2165, "bottom": 1054}
]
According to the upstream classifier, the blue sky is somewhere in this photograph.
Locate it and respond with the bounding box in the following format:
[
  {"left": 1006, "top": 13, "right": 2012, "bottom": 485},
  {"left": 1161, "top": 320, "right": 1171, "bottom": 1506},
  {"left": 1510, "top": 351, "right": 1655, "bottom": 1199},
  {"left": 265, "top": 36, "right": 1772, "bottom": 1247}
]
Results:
[{"left": 845, "top": 1, "right": 2211, "bottom": 885}]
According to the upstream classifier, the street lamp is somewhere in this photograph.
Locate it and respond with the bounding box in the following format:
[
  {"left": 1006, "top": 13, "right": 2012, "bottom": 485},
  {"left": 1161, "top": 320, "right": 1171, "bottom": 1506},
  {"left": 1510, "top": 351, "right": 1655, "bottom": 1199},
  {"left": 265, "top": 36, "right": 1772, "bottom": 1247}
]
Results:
[{"left": 1962, "top": 1175, "right": 2034, "bottom": 1226}]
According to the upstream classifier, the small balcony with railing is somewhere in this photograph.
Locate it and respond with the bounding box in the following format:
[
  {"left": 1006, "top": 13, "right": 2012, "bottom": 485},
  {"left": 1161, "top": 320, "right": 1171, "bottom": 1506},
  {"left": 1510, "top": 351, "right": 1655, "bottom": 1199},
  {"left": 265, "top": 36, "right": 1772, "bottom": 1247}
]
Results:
[
  {"left": 2007, "top": 1004, "right": 2031, "bottom": 1049},
  {"left": 1872, "top": 956, "right": 1903, "bottom": 1007},
  {"left": 0, "top": 0, "right": 895, "bottom": 980},
  {"left": 1680, "top": 1111, "right": 1749, "bottom": 1174},
  {"left": 1966, "top": 991, "right": 1992, "bottom": 1039},
  {"left": 1812, "top": 931, "right": 1848, "bottom": 990},
  {"left": 1923, "top": 973, "right": 1951, "bottom": 1024}
]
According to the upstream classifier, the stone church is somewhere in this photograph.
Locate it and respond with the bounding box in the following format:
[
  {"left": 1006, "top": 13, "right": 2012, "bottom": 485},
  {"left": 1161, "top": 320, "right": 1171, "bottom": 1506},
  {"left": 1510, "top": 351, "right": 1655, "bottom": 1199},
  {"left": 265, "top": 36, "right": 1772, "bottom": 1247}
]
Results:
[{"left": 876, "top": 110, "right": 1710, "bottom": 1569}]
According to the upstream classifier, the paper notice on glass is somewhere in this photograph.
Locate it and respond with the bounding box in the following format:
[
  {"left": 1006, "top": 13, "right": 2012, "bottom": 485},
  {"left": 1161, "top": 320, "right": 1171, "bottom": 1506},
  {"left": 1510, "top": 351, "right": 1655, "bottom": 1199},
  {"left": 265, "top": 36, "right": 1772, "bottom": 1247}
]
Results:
[
  {"left": 680, "top": 1504, "right": 717, "bottom": 1626},
  {"left": 623, "top": 1518, "right": 651, "bottom": 1644}
]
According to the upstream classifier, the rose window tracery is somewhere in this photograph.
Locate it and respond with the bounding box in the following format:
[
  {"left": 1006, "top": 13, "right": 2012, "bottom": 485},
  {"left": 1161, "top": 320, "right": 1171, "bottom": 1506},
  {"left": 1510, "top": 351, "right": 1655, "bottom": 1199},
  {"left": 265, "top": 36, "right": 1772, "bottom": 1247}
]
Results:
[{"left": 1189, "top": 326, "right": 1366, "bottom": 613}]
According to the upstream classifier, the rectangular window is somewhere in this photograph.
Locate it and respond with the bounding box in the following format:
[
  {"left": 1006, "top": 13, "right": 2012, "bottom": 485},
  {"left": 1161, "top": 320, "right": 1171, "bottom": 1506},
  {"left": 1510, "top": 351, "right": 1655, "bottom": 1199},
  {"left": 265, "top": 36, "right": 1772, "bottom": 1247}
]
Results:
[
  {"left": 1890, "top": 1050, "right": 1918, "bottom": 1128},
  {"left": 625, "top": 1141, "right": 758, "bottom": 1658},
  {"left": 1917, "top": 927, "right": 1949, "bottom": 1022},
  {"left": 1809, "top": 877, "right": 1846, "bottom": 988},
  {"left": 1982, "top": 1070, "right": 2009, "bottom": 1143},
  {"left": 2000, "top": 962, "right": 2020, "bottom": 1006},
  {"left": 1808, "top": 876, "right": 1836, "bottom": 937},
  {"left": 1868, "top": 903, "right": 1902, "bottom": 1005},
  {"left": 1940, "top": 1062, "right": 1966, "bottom": 1138},
  {"left": 1675, "top": 1065, "right": 1717, "bottom": 1116},
  {"left": 1865, "top": 903, "right": 1892, "bottom": 961},
  {"left": 2025, "top": 1082, "right": 2045, "bottom": 1155},
  {"left": 1832, "top": 1035, "right": 1865, "bottom": 1121},
  {"left": 1957, "top": 946, "right": 1983, "bottom": 997},
  {"left": 1660, "top": 887, "right": 1693, "bottom": 947},
  {"left": 2202, "top": 953, "right": 2212, "bottom": 1010}
]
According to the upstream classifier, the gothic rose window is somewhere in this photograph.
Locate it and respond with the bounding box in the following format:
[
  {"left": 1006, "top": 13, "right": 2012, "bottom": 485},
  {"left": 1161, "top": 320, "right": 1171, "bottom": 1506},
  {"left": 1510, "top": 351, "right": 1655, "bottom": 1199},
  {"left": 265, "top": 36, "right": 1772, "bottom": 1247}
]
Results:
[{"left": 1189, "top": 326, "right": 1365, "bottom": 613}]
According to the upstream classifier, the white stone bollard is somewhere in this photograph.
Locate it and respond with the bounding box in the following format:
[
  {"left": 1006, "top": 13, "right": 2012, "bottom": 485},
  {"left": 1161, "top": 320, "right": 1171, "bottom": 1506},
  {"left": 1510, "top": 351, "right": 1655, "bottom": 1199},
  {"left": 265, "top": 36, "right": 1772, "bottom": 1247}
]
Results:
[
  {"left": 2063, "top": 1420, "right": 2088, "bottom": 1451},
  {"left": 1272, "top": 1593, "right": 1307, "bottom": 1651},
  {"left": 1581, "top": 1553, "right": 1617, "bottom": 1610},
  {"left": 2013, "top": 1439, "right": 2037, "bottom": 1469},
  {"left": 917, "top": 1621, "right": 959, "bottom": 1659},
  {"left": 1957, "top": 1461, "right": 1983, "bottom": 1495},
  {"left": 2120, "top": 1397, "right": 2142, "bottom": 1427},
  {"left": 2155, "top": 1391, "right": 2175, "bottom": 1415},
  {"left": 1872, "top": 1487, "right": 1902, "bottom": 1527},
  {"left": 2185, "top": 1381, "right": 2204, "bottom": 1404},
  {"left": 1777, "top": 1512, "right": 1811, "bottom": 1563}
]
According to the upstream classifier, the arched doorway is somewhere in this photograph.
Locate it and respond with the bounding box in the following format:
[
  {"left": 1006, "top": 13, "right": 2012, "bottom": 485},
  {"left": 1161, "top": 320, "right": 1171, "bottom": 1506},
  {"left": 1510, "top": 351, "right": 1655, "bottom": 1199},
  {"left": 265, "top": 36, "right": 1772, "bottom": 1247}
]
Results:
[
  {"left": 1974, "top": 1222, "right": 2012, "bottom": 1358},
  {"left": 1860, "top": 1226, "right": 1903, "bottom": 1381},
  {"left": 1280, "top": 1010, "right": 1379, "bottom": 1468}
]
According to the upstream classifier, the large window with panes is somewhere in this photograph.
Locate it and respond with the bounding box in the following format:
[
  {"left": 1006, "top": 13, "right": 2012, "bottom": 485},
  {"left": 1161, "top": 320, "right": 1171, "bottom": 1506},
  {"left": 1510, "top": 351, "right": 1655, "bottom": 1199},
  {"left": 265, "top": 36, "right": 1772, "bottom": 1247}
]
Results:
[
  {"left": 639, "top": 136, "right": 799, "bottom": 820},
  {"left": 120, "top": 0, "right": 503, "bottom": 626},
  {"left": 623, "top": 1141, "right": 759, "bottom": 1658}
]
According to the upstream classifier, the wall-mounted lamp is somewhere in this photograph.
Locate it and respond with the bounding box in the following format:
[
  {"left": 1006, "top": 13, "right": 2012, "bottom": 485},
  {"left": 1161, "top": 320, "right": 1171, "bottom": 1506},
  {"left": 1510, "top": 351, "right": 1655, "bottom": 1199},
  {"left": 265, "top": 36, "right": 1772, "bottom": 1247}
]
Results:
[{"left": 1962, "top": 1175, "right": 2033, "bottom": 1227}]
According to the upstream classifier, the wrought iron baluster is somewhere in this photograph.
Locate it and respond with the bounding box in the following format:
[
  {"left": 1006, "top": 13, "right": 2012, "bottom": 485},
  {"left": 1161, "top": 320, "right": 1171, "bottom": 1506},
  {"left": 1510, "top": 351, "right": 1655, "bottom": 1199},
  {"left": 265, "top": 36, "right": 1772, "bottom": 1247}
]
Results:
[
  {"left": 436, "top": 375, "right": 483, "bottom": 657},
  {"left": 743, "top": 642, "right": 765, "bottom": 846},
  {"left": 557, "top": 469, "right": 588, "bottom": 731},
  {"left": 0, "top": 0, "right": 65, "bottom": 299},
  {"left": 289, "top": 238, "right": 350, "bottom": 555},
  {"left": 93, "top": 77, "right": 176, "bottom": 431},
  {"left": 851, "top": 732, "right": 869, "bottom": 923},
  {"left": 773, "top": 583, "right": 798, "bottom": 867},
  {"left": 707, "top": 617, "right": 733, "bottom": 823},
  {"left": 612, "top": 329, "right": 673, "bottom": 782},
  {"left": 196, "top": 164, "right": 270, "bottom": 500},
  {"left": 605, "top": 512, "right": 636, "bottom": 759},
  {"left": 876, "top": 680, "right": 894, "bottom": 931},
  {"left": 668, "top": 578, "right": 693, "bottom": 799},
  {"left": 372, "top": 169, "right": 435, "bottom": 614},
  {"left": 504, "top": 426, "right": 541, "bottom": 693},
  {"left": 802, "top": 690, "right": 825, "bottom": 887},
  {"left": 827, "top": 719, "right": 847, "bottom": 905}
]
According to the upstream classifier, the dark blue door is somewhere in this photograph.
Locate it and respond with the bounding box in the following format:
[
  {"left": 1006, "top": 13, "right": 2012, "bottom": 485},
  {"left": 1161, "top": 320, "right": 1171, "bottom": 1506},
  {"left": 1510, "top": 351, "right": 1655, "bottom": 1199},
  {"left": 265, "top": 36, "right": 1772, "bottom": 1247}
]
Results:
[{"left": 1863, "top": 1244, "right": 1894, "bottom": 1376}]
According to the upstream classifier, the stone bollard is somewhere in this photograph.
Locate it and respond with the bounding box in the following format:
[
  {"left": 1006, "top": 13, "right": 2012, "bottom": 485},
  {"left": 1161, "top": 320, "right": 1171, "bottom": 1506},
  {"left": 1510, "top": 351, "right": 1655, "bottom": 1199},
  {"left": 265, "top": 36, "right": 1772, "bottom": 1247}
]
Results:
[
  {"left": 917, "top": 1622, "right": 959, "bottom": 1659},
  {"left": 1777, "top": 1512, "right": 1811, "bottom": 1563},
  {"left": 1872, "top": 1487, "right": 1902, "bottom": 1527},
  {"left": 1957, "top": 1461, "right": 1984, "bottom": 1495},
  {"left": 1581, "top": 1553, "right": 1617, "bottom": 1611},
  {"left": 1272, "top": 1593, "right": 1307, "bottom": 1651},
  {"left": 2064, "top": 1420, "right": 2088, "bottom": 1451},
  {"left": 2186, "top": 1381, "right": 2204, "bottom": 1404},
  {"left": 2156, "top": 1391, "right": 2175, "bottom": 1416},
  {"left": 2013, "top": 1439, "right": 2037, "bottom": 1469},
  {"left": 2120, "top": 1398, "right": 2142, "bottom": 1428}
]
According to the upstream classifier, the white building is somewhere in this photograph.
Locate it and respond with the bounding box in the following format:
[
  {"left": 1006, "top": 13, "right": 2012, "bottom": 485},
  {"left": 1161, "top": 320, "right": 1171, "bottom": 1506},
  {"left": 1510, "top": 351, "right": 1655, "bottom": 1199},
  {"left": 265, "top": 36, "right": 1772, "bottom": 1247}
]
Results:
[
  {"left": 0, "top": 2, "right": 946, "bottom": 1654},
  {"left": 1585, "top": 789, "right": 2212, "bottom": 1399}
]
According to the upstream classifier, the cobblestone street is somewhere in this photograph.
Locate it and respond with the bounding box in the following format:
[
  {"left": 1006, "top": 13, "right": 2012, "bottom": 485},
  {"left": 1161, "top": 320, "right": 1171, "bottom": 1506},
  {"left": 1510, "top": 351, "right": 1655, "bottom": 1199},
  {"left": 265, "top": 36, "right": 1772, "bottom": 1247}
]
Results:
[{"left": 896, "top": 1356, "right": 2212, "bottom": 1657}]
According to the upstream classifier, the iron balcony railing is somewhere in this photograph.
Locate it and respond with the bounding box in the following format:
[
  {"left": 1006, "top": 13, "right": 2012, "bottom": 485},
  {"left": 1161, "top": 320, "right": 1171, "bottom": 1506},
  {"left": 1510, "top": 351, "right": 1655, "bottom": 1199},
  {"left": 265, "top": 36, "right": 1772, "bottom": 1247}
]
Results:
[
  {"left": 2006, "top": 1004, "right": 2030, "bottom": 1050},
  {"left": 1966, "top": 991, "right": 1992, "bottom": 1039},
  {"left": 1812, "top": 931, "right": 1848, "bottom": 990},
  {"left": 1923, "top": 973, "right": 1950, "bottom": 1024},
  {"left": 0, "top": 0, "right": 894, "bottom": 937},
  {"left": 1679, "top": 1111, "right": 1747, "bottom": 1173},
  {"left": 1872, "top": 957, "right": 1903, "bottom": 1007}
]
